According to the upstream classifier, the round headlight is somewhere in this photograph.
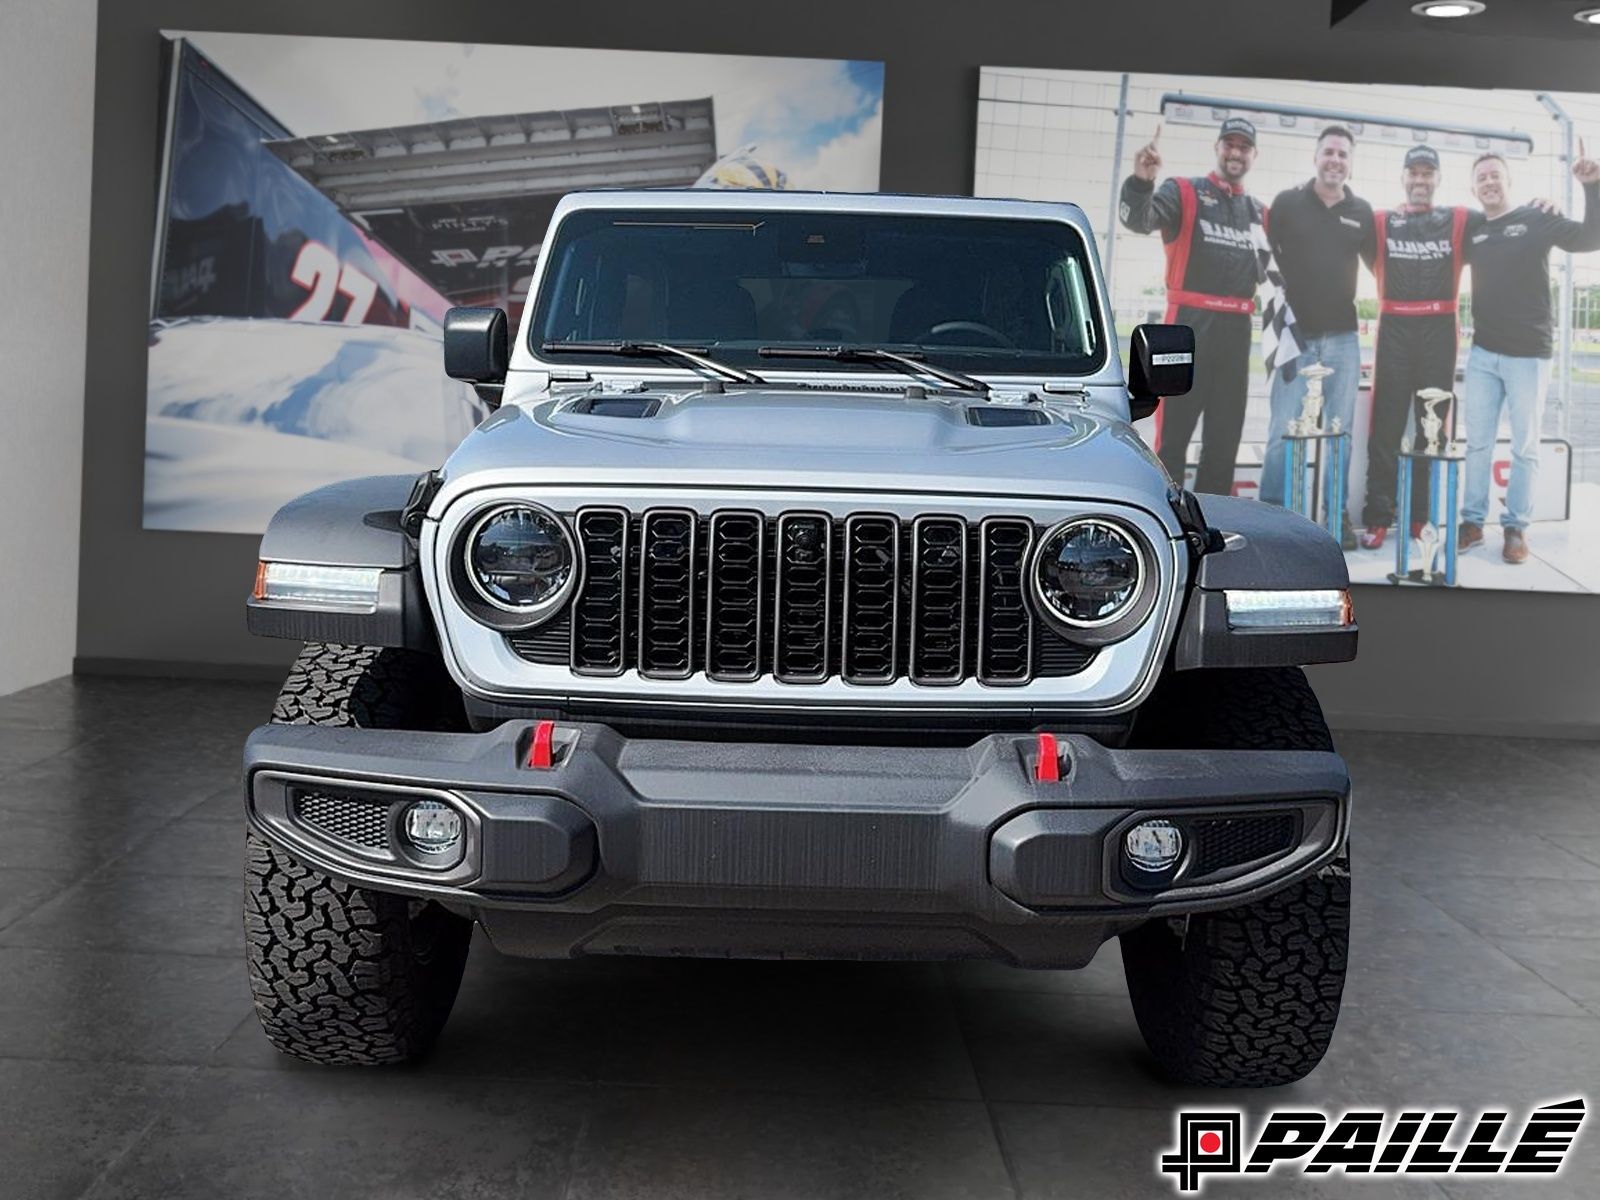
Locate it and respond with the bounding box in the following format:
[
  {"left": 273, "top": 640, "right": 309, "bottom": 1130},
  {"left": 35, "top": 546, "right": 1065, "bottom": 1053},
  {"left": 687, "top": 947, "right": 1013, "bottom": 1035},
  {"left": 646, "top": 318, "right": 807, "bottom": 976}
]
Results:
[
  {"left": 464, "top": 504, "right": 577, "bottom": 618},
  {"left": 1032, "top": 517, "right": 1148, "bottom": 634}
]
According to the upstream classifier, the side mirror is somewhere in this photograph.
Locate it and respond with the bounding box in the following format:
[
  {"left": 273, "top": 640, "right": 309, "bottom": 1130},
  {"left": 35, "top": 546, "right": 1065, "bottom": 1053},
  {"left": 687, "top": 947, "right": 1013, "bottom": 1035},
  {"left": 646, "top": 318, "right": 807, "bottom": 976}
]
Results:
[
  {"left": 444, "top": 306, "right": 508, "bottom": 406},
  {"left": 1127, "top": 323, "right": 1195, "bottom": 421}
]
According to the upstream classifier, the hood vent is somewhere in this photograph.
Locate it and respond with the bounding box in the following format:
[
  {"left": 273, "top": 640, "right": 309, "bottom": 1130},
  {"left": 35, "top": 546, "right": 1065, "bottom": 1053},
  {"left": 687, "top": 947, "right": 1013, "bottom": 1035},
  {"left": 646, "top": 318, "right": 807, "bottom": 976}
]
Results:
[
  {"left": 568, "top": 395, "right": 662, "bottom": 419},
  {"left": 966, "top": 406, "right": 1049, "bottom": 427}
]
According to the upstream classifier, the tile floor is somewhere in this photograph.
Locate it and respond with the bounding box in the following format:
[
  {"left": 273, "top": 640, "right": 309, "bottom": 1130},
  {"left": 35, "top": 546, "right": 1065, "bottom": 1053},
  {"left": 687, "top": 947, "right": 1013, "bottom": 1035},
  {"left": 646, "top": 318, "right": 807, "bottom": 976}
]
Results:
[{"left": 0, "top": 675, "right": 1596, "bottom": 1198}]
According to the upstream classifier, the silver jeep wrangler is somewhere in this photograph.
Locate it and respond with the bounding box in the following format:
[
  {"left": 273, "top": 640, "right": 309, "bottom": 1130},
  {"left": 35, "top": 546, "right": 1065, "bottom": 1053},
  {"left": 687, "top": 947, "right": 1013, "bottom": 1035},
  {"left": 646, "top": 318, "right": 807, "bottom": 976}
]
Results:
[{"left": 243, "top": 190, "right": 1357, "bottom": 1085}]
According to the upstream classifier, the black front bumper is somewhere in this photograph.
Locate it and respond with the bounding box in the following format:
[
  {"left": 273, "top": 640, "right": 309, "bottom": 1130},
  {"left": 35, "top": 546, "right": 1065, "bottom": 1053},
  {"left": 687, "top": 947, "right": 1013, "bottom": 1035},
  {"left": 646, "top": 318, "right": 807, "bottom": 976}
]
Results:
[{"left": 243, "top": 722, "right": 1350, "bottom": 968}]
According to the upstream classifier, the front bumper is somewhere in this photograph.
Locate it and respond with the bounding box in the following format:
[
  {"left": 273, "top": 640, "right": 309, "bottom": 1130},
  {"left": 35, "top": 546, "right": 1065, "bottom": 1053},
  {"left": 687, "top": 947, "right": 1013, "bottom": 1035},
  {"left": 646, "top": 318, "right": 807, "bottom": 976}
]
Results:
[{"left": 243, "top": 722, "right": 1350, "bottom": 968}]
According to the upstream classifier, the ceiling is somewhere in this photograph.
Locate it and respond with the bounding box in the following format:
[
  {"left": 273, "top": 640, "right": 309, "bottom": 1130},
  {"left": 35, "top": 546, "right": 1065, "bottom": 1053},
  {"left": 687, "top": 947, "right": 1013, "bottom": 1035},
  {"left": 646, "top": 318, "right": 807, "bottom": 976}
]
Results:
[{"left": 1332, "top": 0, "right": 1600, "bottom": 37}]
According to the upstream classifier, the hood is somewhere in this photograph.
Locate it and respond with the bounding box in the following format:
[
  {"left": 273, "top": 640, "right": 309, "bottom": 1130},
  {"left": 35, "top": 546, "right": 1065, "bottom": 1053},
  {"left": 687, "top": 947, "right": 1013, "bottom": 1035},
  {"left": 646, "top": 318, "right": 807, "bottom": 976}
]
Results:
[{"left": 438, "top": 383, "right": 1176, "bottom": 519}]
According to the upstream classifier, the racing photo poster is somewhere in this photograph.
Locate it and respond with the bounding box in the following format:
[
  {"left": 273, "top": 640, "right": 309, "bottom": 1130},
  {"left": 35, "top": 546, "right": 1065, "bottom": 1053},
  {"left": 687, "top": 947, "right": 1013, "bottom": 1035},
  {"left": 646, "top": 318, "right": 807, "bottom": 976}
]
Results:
[
  {"left": 144, "top": 32, "right": 885, "bottom": 534},
  {"left": 976, "top": 68, "right": 1600, "bottom": 593}
]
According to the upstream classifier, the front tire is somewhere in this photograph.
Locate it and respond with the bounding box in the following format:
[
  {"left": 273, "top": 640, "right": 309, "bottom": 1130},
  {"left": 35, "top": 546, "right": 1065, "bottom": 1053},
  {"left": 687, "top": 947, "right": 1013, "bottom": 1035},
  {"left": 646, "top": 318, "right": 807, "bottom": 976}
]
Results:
[
  {"left": 1120, "top": 667, "right": 1350, "bottom": 1087},
  {"left": 245, "top": 643, "right": 473, "bottom": 1066}
]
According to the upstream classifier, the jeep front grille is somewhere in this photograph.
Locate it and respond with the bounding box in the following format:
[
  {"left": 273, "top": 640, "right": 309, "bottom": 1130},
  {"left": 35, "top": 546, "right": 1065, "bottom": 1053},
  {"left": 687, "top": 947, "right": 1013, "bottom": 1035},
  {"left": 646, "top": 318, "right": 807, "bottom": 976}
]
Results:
[{"left": 510, "top": 508, "right": 1095, "bottom": 686}]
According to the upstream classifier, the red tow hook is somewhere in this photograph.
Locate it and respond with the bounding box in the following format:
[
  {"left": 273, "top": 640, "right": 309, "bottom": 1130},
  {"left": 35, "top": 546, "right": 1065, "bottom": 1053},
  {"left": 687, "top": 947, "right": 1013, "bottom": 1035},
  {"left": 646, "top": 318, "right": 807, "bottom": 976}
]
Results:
[
  {"left": 526, "top": 720, "right": 557, "bottom": 769},
  {"left": 1035, "top": 732, "right": 1063, "bottom": 783}
]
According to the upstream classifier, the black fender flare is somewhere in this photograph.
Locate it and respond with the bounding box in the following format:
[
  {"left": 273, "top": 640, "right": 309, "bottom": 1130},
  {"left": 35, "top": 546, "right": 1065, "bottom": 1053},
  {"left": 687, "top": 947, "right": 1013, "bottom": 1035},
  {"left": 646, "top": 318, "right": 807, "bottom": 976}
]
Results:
[
  {"left": 1174, "top": 495, "right": 1357, "bottom": 670},
  {"left": 247, "top": 474, "right": 434, "bottom": 649}
]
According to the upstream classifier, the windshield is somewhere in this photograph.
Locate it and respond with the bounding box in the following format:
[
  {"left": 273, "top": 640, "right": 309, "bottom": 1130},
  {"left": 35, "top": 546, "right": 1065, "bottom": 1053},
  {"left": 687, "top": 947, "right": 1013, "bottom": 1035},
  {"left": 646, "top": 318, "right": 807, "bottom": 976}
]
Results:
[{"left": 529, "top": 208, "right": 1106, "bottom": 377}]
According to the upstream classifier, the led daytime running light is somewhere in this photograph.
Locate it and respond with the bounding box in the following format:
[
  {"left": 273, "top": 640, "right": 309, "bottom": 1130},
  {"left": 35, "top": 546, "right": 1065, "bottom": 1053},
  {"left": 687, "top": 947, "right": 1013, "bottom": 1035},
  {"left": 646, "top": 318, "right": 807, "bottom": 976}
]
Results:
[
  {"left": 255, "top": 562, "right": 383, "bottom": 613},
  {"left": 1225, "top": 589, "right": 1353, "bottom": 630}
]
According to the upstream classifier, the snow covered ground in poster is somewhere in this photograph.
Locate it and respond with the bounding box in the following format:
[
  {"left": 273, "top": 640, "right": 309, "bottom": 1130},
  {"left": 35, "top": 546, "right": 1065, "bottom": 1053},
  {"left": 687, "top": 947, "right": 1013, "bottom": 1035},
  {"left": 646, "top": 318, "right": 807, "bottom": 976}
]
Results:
[{"left": 143, "top": 319, "right": 482, "bottom": 533}]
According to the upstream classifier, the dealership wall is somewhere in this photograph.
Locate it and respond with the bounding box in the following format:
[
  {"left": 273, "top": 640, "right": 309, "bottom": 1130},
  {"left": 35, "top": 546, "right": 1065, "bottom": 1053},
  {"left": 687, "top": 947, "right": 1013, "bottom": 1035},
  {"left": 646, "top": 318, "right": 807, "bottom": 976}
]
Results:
[
  {"left": 78, "top": 0, "right": 1600, "bottom": 736},
  {"left": 2, "top": 1, "right": 94, "bottom": 697}
]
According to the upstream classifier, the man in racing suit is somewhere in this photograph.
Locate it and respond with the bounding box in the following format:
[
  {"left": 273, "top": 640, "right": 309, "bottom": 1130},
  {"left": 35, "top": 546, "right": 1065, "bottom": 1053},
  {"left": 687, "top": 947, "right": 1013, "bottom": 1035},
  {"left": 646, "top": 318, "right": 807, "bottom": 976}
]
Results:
[
  {"left": 1120, "top": 117, "right": 1264, "bottom": 495},
  {"left": 1359, "top": 145, "right": 1478, "bottom": 549}
]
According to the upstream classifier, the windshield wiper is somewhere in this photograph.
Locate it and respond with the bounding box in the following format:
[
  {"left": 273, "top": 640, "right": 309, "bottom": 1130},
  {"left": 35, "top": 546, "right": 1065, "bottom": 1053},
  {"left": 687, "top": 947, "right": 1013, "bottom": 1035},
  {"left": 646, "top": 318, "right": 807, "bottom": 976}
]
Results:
[
  {"left": 542, "top": 340, "right": 765, "bottom": 385},
  {"left": 756, "top": 345, "right": 987, "bottom": 393}
]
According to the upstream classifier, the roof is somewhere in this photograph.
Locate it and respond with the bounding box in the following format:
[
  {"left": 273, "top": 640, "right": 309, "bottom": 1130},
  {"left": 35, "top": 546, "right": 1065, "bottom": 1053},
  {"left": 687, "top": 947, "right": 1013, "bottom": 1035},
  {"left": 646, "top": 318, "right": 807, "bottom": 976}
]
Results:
[{"left": 549, "top": 188, "right": 1094, "bottom": 229}]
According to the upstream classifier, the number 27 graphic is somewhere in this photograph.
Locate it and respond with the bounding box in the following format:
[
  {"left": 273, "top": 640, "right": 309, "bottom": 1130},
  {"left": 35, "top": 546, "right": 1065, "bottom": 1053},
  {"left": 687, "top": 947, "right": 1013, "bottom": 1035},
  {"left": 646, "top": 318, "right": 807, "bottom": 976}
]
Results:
[{"left": 287, "top": 240, "right": 378, "bottom": 324}]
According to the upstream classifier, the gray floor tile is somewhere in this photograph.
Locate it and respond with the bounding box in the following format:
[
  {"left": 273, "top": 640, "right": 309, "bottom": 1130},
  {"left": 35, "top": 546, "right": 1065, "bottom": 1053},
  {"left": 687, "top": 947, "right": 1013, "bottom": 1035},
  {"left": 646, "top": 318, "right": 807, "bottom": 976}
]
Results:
[
  {"left": 1359, "top": 823, "right": 1600, "bottom": 881},
  {"left": 564, "top": 1085, "right": 1012, "bottom": 1200},
  {"left": 0, "top": 676, "right": 273, "bottom": 731},
  {"left": 180, "top": 785, "right": 246, "bottom": 824},
  {"left": 1344, "top": 928, "right": 1590, "bottom": 1017},
  {"left": 0, "top": 866, "right": 76, "bottom": 931},
  {"left": 591, "top": 958, "right": 982, "bottom": 1099},
  {"left": 1406, "top": 876, "right": 1600, "bottom": 940},
  {"left": 1490, "top": 935, "right": 1600, "bottom": 1009},
  {"left": 0, "top": 724, "right": 89, "bottom": 773},
  {"left": 0, "top": 749, "right": 228, "bottom": 818},
  {"left": 0, "top": 804, "right": 170, "bottom": 874},
  {"left": 1549, "top": 833, "right": 1600, "bottom": 868},
  {"left": 1314, "top": 1006, "right": 1600, "bottom": 1108},
  {"left": 0, "top": 1059, "right": 195, "bottom": 1200},
  {"left": 117, "top": 815, "right": 246, "bottom": 878},
  {"left": 82, "top": 1067, "right": 587, "bottom": 1200},
  {"left": 992, "top": 1102, "right": 1450, "bottom": 1199},
  {"left": 0, "top": 866, "right": 242, "bottom": 957},
  {"left": 0, "top": 947, "right": 249, "bottom": 1064},
  {"left": 954, "top": 987, "right": 1227, "bottom": 1110},
  {"left": 1352, "top": 872, "right": 1472, "bottom": 937},
  {"left": 1441, "top": 1175, "right": 1598, "bottom": 1200}
]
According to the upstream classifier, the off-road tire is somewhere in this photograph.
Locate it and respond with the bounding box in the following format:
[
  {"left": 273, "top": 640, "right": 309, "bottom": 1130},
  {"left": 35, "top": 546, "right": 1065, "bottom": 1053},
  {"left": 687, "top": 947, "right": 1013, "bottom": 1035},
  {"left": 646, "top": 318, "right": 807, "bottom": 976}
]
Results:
[
  {"left": 246, "top": 642, "right": 473, "bottom": 1065},
  {"left": 1120, "top": 667, "right": 1350, "bottom": 1087}
]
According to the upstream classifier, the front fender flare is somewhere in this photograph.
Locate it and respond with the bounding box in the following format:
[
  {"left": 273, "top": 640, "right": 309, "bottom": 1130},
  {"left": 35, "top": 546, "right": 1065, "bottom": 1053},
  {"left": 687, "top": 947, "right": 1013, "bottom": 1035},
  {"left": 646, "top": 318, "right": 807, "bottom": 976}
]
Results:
[
  {"left": 247, "top": 474, "right": 433, "bottom": 649},
  {"left": 1174, "top": 496, "right": 1356, "bottom": 670}
]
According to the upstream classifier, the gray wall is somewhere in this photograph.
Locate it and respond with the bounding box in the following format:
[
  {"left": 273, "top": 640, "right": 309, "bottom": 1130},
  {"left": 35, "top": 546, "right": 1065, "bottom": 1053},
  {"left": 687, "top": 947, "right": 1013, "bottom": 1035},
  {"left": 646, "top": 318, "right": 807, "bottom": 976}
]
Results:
[
  {"left": 2, "top": 0, "right": 94, "bottom": 696},
  {"left": 79, "top": 0, "right": 1600, "bottom": 735}
]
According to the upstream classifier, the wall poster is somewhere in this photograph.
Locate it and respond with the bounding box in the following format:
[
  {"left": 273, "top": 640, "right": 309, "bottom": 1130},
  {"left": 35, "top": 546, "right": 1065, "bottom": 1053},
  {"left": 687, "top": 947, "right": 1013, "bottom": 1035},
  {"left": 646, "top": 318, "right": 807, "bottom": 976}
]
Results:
[
  {"left": 145, "top": 32, "right": 885, "bottom": 533},
  {"left": 978, "top": 68, "right": 1600, "bottom": 592}
]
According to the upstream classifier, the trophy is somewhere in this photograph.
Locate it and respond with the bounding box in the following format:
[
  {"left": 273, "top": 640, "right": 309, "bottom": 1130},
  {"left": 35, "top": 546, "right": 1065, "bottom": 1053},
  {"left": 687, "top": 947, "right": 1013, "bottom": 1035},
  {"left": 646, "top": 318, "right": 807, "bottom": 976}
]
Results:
[
  {"left": 1391, "top": 387, "right": 1463, "bottom": 587},
  {"left": 1419, "top": 388, "right": 1450, "bottom": 456},
  {"left": 1282, "top": 362, "right": 1350, "bottom": 544},
  {"left": 1294, "top": 363, "right": 1332, "bottom": 435}
]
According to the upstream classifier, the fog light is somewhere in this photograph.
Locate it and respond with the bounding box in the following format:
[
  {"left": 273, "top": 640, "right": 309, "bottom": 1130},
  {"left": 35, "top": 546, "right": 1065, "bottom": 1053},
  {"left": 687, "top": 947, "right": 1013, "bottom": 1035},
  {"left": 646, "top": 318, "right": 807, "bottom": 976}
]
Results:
[
  {"left": 403, "top": 800, "right": 463, "bottom": 855},
  {"left": 1125, "top": 820, "right": 1184, "bottom": 873}
]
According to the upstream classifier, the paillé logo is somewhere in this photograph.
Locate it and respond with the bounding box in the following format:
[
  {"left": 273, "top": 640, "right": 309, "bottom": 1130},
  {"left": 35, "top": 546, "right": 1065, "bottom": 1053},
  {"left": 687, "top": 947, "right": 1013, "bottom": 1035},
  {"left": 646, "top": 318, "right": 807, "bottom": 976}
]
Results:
[{"left": 1159, "top": 1098, "right": 1585, "bottom": 1193}]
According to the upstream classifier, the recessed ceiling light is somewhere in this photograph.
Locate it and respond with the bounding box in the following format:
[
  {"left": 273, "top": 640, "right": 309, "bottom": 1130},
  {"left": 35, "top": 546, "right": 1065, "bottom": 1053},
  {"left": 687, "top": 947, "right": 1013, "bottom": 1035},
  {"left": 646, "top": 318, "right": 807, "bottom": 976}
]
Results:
[
  {"left": 1411, "top": 1, "right": 1486, "bottom": 16},
  {"left": 1576, "top": 8, "right": 1600, "bottom": 25}
]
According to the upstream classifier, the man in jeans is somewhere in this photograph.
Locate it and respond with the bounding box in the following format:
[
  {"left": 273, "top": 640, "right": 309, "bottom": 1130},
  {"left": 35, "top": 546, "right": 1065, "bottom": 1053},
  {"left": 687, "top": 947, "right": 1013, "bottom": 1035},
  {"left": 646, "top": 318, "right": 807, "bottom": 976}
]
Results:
[
  {"left": 1461, "top": 148, "right": 1600, "bottom": 563},
  {"left": 1259, "top": 125, "right": 1375, "bottom": 548}
]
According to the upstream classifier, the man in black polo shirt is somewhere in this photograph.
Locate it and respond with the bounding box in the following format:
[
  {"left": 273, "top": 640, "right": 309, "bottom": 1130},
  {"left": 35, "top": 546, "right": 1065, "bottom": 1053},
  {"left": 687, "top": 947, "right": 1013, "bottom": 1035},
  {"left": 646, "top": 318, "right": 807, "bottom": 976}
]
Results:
[
  {"left": 1459, "top": 148, "right": 1600, "bottom": 563},
  {"left": 1259, "top": 125, "right": 1375, "bottom": 547}
]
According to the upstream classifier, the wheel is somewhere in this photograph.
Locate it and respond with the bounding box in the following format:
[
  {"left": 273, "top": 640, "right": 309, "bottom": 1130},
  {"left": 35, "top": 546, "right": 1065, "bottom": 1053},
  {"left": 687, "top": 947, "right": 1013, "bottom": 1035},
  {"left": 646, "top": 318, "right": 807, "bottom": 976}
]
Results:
[
  {"left": 245, "top": 643, "right": 473, "bottom": 1065},
  {"left": 1119, "top": 667, "right": 1350, "bottom": 1087}
]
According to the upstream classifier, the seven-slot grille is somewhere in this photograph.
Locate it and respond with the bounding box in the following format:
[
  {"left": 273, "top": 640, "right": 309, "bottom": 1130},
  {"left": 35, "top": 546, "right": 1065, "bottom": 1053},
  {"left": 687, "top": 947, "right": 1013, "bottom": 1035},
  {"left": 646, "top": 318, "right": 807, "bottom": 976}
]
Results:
[{"left": 513, "top": 508, "right": 1098, "bottom": 686}]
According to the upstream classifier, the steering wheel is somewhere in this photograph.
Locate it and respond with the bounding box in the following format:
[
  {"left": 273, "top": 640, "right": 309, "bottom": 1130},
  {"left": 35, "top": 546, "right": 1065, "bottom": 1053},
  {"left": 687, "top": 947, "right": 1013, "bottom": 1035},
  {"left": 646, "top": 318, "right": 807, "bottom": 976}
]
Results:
[{"left": 916, "top": 320, "right": 1015, "bottom": 349}]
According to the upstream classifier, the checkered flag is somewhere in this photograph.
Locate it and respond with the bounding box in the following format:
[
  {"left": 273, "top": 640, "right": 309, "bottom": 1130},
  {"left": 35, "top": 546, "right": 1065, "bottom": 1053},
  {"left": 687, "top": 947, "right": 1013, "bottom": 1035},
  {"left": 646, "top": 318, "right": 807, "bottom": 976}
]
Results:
[{"left": 1252, "top": 215, "right": 1301, "bottom": 382}]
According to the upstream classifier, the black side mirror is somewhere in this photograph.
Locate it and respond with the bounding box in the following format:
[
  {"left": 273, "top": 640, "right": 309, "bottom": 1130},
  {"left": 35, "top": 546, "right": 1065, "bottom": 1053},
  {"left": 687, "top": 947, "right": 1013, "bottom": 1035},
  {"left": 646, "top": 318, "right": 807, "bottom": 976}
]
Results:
[
  {"left": 444, "top": 306, "right": 508, "bottom": 407},
  {"left": 1127, "top": 323, "right": 1195, "bottom": 421}
]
